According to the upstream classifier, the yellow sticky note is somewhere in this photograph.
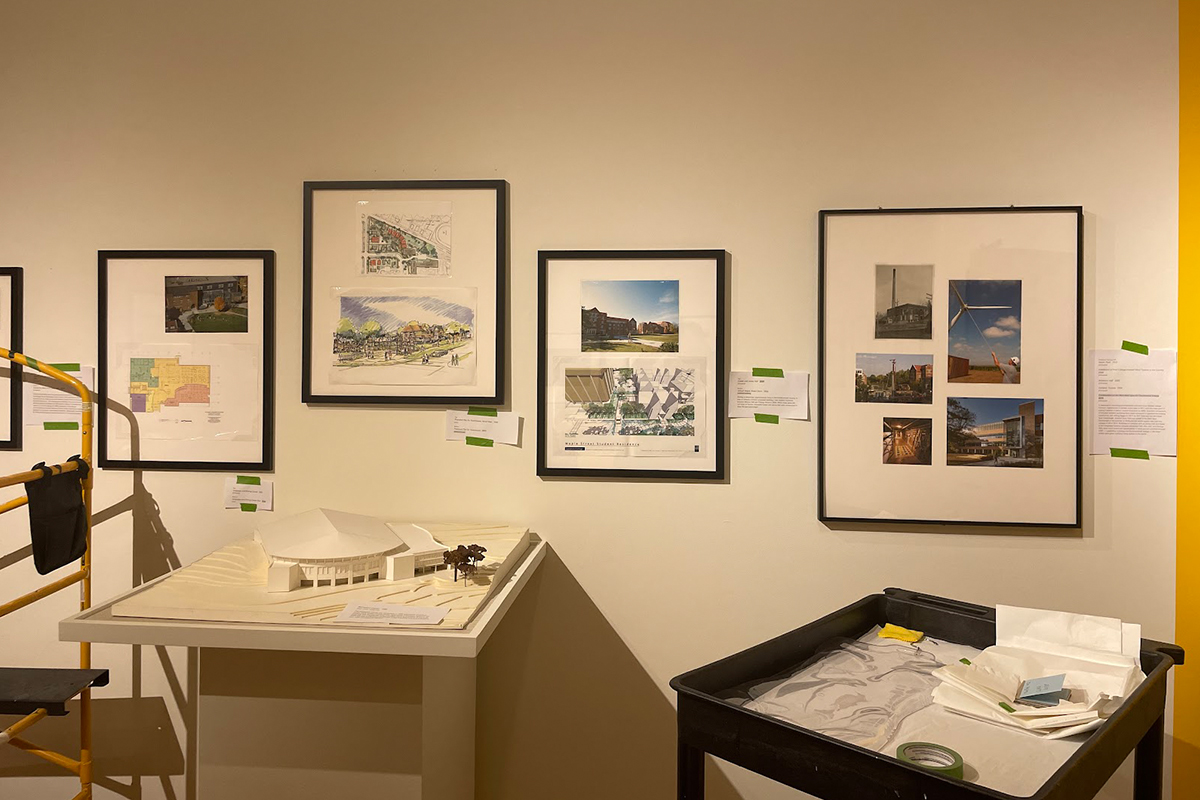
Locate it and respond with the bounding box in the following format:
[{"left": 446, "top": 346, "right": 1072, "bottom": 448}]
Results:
[{"left": 879, "top": 623, "right": 925, "bottom": 643}]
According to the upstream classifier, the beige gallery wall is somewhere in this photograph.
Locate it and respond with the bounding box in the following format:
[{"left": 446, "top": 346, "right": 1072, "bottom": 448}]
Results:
[{"left": 0, "top": 1, "right": 1179, "bottom": 798}]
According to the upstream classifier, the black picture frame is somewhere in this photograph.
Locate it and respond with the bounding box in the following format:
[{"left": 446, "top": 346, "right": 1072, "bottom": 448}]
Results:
[
  {"left": 818, "top": 205, "right": 1084, "bottom": 528},
  {"left": 302, "top": 179, "right": 508, "bottom": 405},
  {"left": 98, "top": 250, "right": 275, "bottom": 472},
  {"left": 0, "top": 266, "right": 23, "bottom": 450},
  {"left": 537, "top": 249, "right": 728, "bottom": 481}
]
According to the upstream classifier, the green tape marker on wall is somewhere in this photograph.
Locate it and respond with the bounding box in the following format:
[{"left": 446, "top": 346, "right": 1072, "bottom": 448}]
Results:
[
  {"left": 466, "top": 436, "right": 494, "bottom": 447},
  {"left": 754, "top": 413, "right": 780, "bottom": 424},
  {"left": 236, "top": 475, "right": 261, "bottom": 485},
  {"left": 468, "top": 407, "right": 498, "bottom": 417},
  {"left": 1121, "top": 340, "right": 1149, "bottom": 355},
  {"left": 240, "top": 503, "right": 257, "bottom": 512},
  {"left": 43, "top": 422, "right": 79, "bottom": 431},
  {"left": 752, "top": 367, "right": 784, "bottom": 378},
  {"left": 49, "top": 363, "right": 81, "bottom": 372},
  {"left": 1111, "top": 447, "right": 1150, "bottom": 460}
]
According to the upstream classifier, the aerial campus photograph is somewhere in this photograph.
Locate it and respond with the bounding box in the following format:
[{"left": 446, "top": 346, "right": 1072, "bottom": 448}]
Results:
[
  {"left": 947, "top": 279, "right": 1022, "bottom": 384},
  {"left": 855, "top": 353, "right": 934, "bottom": 404},
  {"left": 875, "top": 264, "right": 933, "bottom": 339},
  {"left": 164, "top": 275, "right": 249, "bottom": 333},
  {"left": 562, "top": 366, "right": 696, "bottom": 437},
  {"left": 946, "top": 397, "right": 1044, "bottom": 468},
  {"left": 580, "top": 279, "right": 680, "bottom": 352},
  {"left": 883, "top": 417, "right": 932, "bottom": 465}
]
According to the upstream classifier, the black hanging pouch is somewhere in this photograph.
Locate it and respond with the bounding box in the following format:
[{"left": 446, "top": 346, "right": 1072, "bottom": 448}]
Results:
[{"left": 24, "top": 456, "right": 89, "bottom": 575}]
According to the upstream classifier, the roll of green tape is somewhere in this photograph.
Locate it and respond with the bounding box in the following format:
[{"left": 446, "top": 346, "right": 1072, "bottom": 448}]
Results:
[{"left": 896, "top": 742, "right": 964, "bottom": 780}]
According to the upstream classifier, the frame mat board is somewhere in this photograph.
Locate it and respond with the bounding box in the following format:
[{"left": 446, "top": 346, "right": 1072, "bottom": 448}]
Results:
[
  {"left": 818, "top": 206, "right": 1083, "bottom": 528},
  {"left": 536, "top": 249, "right": 727, "bottom": 480},
  {"left": 302, "top": 179, "right": 508, "bottom": 405}
]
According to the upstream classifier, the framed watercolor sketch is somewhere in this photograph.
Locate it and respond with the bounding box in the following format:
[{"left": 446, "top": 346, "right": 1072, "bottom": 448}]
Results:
[
  {"left": 98, "top": 250, "right": 275, "bottom": 471},
  {"left": 538, "top": 249, "right": 727, "bottom": 480},
  {"left": 302, "top": 180, "right": 507, "bottom": 405},
  {"left": 0, "top": 266, "right": 23, "bottom": 450},
  {"left": 819, "top": 206, "right": 1082, "bottom": 528}
]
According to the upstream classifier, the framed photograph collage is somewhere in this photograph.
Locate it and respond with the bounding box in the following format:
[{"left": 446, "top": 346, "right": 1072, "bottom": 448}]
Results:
[
  {"left": 98, "top": 250, "right": 276, "bottom": 471},
  {"left": 819, "top": 207, "right": 1083, "bottom": 527},
  {"left": 537, "top": 250, "right": 727, "bottom": 480},
  {"left": 302, "top": 180, "right": 507, "bottom": 405}
]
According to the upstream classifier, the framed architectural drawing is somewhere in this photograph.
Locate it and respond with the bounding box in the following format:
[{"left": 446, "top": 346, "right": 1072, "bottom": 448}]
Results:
[
  {"left": 98, "top": 250, "right": 275, "bottom": 471},
  {"left": 302, "top": 180, "right": 507, "bottom": 405},
  {"left": 538, "top": 250, "right": 727, "bottom": 480},
  {"left": 819, "top": 207, "right": 1082, "bottom": 527},
  {"left": 0, "top": 266, "right": 23, "bottom": 450}
]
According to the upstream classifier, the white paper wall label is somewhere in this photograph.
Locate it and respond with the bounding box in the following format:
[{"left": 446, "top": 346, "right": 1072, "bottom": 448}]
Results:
[
  {"left": 335, "top": 601, "right": 449, "bottom": 625},
  {"left": 444, "top": 408, "right": 520, "bottom": 445},
  {"left": 24, "top": 364, "right": 94, "bottom": 428},
  {"left": 223, "top": 475, "right": 273, "bottom": 511},
  {"left": 728, "top": 369, "right": 810, "bottom": 420}
]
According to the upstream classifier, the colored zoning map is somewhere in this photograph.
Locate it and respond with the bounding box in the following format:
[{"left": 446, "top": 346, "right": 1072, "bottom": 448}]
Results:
[{"left": 129, "top": 357, "right": 211, "bottom": 413}]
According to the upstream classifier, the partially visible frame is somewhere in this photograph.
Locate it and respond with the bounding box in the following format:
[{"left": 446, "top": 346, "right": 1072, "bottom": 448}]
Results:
[
  {"left": 303, "top": 180, "right": 507, "bottom": 405},
  {"left": 0, "top": 266, "right": 23, "bottom": 449},
  {"left": 98, "top": 250, "right": 275, "bottom": 471},
  {"left": 819, "top": 206, "right": 1083, "bottom": 528},
  {"left": 538, "top": 249, "right": 727, "bottom": 480}
]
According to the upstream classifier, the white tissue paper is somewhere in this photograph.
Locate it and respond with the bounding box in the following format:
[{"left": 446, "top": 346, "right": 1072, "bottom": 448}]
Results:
[{"left": 932, "top": 604, "right": 1143, "bottom": 739}]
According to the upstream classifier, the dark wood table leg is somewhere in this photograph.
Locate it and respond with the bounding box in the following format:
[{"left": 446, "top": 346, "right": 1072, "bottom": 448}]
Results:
[
  {"left": 678, "top": 741, "right": 705, "bottom": 800},
  {"left": 1133, "top": 713, "right": 1164, "bottom": 800}
]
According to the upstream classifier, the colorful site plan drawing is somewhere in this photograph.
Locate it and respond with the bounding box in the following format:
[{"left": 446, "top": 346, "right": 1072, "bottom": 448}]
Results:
[{"left": 129, "top": 356, "right": 211, "bottom": 413}]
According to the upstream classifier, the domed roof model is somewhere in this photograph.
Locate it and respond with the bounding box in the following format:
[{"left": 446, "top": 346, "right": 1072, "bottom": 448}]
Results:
[{"left": 256, "top": 508, "right": 405, "bottom": 562}]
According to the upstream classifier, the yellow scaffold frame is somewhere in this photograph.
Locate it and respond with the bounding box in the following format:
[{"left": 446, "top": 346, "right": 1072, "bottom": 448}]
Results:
[{"left": 0, "top": 350, "right": 95, "bottom": 799}]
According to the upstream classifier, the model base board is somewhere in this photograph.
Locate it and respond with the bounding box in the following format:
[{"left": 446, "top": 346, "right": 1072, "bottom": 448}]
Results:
[{"left": 113, "top": 522, "right": 531, "bottom": 630}]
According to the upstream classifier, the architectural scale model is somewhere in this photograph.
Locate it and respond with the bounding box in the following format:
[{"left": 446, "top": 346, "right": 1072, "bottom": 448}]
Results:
[{"left": 112, "top": 510, "right": 531, "bottom": 630}]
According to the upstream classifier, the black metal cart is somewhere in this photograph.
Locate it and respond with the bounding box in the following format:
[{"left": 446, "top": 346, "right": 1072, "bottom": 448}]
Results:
[{"left": 671, "top": 588, "right": 1184, "bottom": 800}]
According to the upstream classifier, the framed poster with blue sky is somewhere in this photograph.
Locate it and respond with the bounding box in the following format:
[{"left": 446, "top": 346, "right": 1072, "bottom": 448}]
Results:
[
  {"left": 537, "top": 249, "right": 727, "bottom": 481},
  {"left": 819, "top": 207, "right": 1082, "bottom": 527}
]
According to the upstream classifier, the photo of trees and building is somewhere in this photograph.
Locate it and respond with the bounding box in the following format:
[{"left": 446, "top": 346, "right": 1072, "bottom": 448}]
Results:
[
  {"left": 946, "top": 397, "right": 1043, "bottom": 467},
  {"left": 580, "top": 280, "right": 680, "bottom": 352},
  {"left": 164, "top": 275, "right": 249, "bottom": 332},
  {"left": 855, "top": 353, "right": 934, "bottom": 404}
]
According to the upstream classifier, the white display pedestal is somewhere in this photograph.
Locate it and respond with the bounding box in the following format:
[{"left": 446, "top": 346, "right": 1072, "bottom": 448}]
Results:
[{"left": 60, "top": 537, "right": 547, "bottom": 800}]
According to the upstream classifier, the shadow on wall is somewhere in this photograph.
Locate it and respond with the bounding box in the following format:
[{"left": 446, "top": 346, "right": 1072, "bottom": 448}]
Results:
[
  {"left": 476, "top": 548, "right": 745, "bottom": 800},
  {"left": 0, "top": 395, "right": 197, "bottom": 798}
]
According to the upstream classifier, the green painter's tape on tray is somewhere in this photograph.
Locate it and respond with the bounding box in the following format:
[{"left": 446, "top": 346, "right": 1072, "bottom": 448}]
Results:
[
  {"left": 240, "top": 503, "right": 257, "bottom": 512},
  {"left": 999, "top": 702, "right": 1016, "bottom": 713},
  {"left": 466, "top": 436, "right": 494, "bottom": 447},
  {"left": 43, "top": 422, "right": 79, "bottom": 431},
  {"left": 49, "top": 363, "right": 81, "bottom": 372},
  {"left": 468, "top": 407, "right": 498, "bottom": 417},
  {"left": 896, "top": 742, "right": 964, "bottom": 781},
  {"left": 1111, "top": 448, "right": 1150, "bottom": 460},
  {"left": 754, "top": 413, "right": 780, "bottom": 424},
  {"left": 236, "top": 475, "right": 261, "bottom": 485},
  {"left": 752, "top": 368, "right": 785, "bottom": 378},
  {"left": 1121, "top": 340, "right": 1150, "bottom": 355}
]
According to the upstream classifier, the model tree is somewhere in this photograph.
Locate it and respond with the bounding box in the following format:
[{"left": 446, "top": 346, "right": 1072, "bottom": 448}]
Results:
[{"left": 443, "top": 544, "right": 488, "bottom": 583}]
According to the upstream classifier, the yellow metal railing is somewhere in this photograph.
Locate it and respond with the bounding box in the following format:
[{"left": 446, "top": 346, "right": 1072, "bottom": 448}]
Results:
[{"left": 0, "top": 349, "right": 95, "bottom": 799}]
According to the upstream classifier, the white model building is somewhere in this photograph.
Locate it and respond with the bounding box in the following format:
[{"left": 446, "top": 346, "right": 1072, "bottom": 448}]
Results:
[{"left": 256, "top": 508, "right": 449, "bottom": 593}]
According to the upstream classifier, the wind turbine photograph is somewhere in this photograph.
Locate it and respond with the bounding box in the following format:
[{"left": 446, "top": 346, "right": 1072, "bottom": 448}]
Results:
[{"left": 947, "top": 279, "right": 1022, "bottom": 384}]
